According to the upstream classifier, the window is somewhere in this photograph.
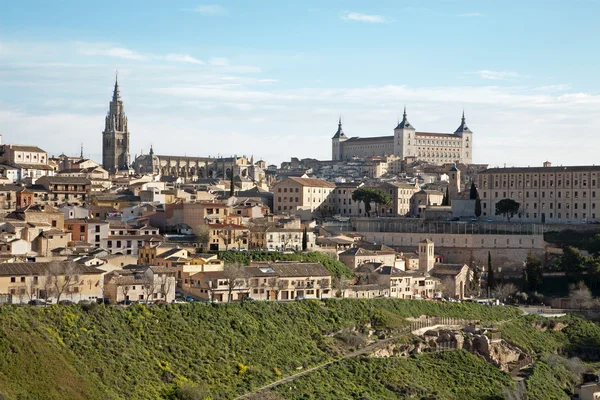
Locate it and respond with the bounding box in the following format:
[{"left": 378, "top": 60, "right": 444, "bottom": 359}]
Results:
[
  {"left": 80, "top": 226, "right": 85, "bottom": 232},
  {"left": 10, "top": 277, "right": 15, "bottom": 283}
]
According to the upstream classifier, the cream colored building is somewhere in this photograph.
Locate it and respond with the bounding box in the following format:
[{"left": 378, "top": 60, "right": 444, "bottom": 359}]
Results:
[
  {"left": 411, "top": 189, "right": 445, "bottom": 217},
  {"left": 0, "top": 261, "right": 104, "bottom": 304},
  {"left": 273, "top": 177, "right": 336, "bottom": 218},
  {"left": 332, "top": 110, "right": 473, "bottom": 165},
  {"left": 103, "top": 266, "right": 176, "bottom": 303},
  {"left": 265, "top": 228, "right": 316, "bottom": 251},
  {"left": 478, "top": 163, "right": 600, "bottom": 223}
]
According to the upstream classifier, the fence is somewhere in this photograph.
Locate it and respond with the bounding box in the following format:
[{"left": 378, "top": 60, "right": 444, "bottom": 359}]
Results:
[{"left": 409, "top": 317, "right": 478, "bottom": 332}]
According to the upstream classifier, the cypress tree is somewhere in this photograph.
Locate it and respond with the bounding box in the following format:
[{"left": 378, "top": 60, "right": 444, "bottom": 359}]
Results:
[
  {"left": 229, "top": 170, "right": 235, "bottom": 197},
  {"left": 443, "top": 187, "right": 450, "bottom": 206},
  {"left": 487, "top": 251, "right": 496, "bottom": 290},
  {"left": 469, "top": 181, "right": 478, "bottom": 200},
  {"left": 475, "top": 196, "right": 482, "bottom": 217},
  {"left": 302, "top": 226, "right": 308, "bottom": 251}
]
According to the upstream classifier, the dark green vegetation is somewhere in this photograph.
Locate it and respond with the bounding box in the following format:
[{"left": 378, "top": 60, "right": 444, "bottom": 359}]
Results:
[
  {"left": 275, "top": 350, "right": 514, "bottom": 400},
  {"left": 350, "top": 187, "right": 392, "bottom": 217},
  {"left": 0, "top": 299, "right": 520, "bottom": 400},
  {"left": 500, "top": 314, "right": 600, "bottom": 360},
  {"left": 495, "top": 198, "right": 520, "bottom": 222},
  {"left": 217, "top": 250, "right": 354, "bottom": 278},
  {"left": 544, "top": 230, "right": 600, "bottom": 252}
]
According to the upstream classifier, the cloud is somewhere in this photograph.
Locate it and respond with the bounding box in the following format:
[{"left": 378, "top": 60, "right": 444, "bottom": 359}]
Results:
[
  {"left": 476, "top": 70, "right": 520, "bottom": 81},
  {"left": 192, "top": 5, "right": 228, "bottom": 16},
  {"left": 458, "top": 12, "right": 484, "bottom": 17},
  {"left": 342, "top": 12, "right": 386, "bottom": 23},
  {"left": 164, "top": 53, "right": 204, "bottom": 65},
  {"left": 76, "top": 43, "right": 146, "bottom": 60},
  {"left": 209, "top": 57, "right": 230, "bottom": 66}
]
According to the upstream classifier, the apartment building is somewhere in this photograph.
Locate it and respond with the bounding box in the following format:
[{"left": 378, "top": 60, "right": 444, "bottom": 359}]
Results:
[
  {"left": 478, "top": 163, "right": 600, "bottom": 223},
  {"left": 272, "top": 177, "right": 336, "bottom": 219}
]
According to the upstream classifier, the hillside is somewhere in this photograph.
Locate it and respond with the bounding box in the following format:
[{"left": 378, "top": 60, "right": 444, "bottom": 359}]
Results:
[{"left": 0, "top": 299, "right": 522, "bottom": 399}]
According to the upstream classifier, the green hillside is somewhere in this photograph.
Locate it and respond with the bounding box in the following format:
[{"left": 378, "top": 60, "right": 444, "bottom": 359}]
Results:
[{"left": 0, "top": 299, "right": 593, "bottom": 400}]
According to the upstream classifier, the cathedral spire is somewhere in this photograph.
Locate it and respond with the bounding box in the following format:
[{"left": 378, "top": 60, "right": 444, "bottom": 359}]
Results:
[
  {"left": 112, "top": 71, "right": 120, "bottom": 102},
  {"left": 149, "top": 144, "right": 154, "bottom": 155}
]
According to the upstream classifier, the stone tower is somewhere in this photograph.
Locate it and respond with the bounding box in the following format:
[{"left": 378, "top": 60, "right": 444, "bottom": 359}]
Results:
[
  {"left": 454, "top": 111, "right": 473, "bottom": 164},
  {"left": 418, "top": 239, "right": 435, "bottom": 272},
  {"left": 331, "top": 117, "right": 348, "bottom": 161},
  {"left": 102, "top": 75, "right": 130, "bottom": 174},
  {"left": 448, "top": 164, "right": 461, "bottom": 199},
  {"left": 393, "top": 107, "right": 416, "bottom": 160}
]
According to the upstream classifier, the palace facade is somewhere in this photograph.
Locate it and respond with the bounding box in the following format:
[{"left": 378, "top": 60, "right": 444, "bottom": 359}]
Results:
[{"left": 332, "top": 109, "right": 473, "bottom": 166}]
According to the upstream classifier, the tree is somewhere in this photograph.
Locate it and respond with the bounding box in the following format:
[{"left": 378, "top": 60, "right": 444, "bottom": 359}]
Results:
[
  {"left": 439, "top": 277, "right": 456, "bottom": 298},
  {"left": 46, "top": 261, "right": 79, "bottom": 303},
  {"left": 302, "top": 226, "right": 308, "bottom": 251},
  {"left": 229, "top": 169, "right": 235, "bottom": 197},
  {"left": 474, "top": 196, "right": 482, "bottom": 217},
  {"left": 142, "top": 274, "right": 156, "bottom": 303},
  {"left": 158, "top": 273, "right": 174, "bottom": 302},
  {"left": 586, "top": 256, "right": 600, "bottom": 289},
  {"left": 41, "top": 275, "right": 54, "bottom": 304},
  {"left": 569, "top": 281, "right": 594, "bottom": 310},
  {"left": 468, "top": 267, "right": 481, "bottom": 297},
  {"left": 222, "top": 263, "right": 247, "bottom": 302},
  {"left": 486, "top": 251, "right": 496, "bottom": 291},
  {"left": 195, "top": 225, "right": 211, "bottom": 252},
  {"left": 469, "top": 181, "right": 478, "bottom": 200},
  {"left": 25, "top": 274, "right": 39, "bottom": 302},
  {"left": 560, "top": 246, "right": 585, "bottom": 279},
  {"left": 351, "top": 187, "right": 392, "bottom": 217},
  {"left": 492, "top": 282, "right": 518, "bottom": 303},
  {"left": 442, "top": 187, "right": 450, "bottom": 206},
  {"left": 333, "top": 276, "right": 349, "bottom": 298},
  {"left": 524, "top": 252, "right": 543, "bottom": 291},
  {"left": 119, "top": 278, "right": 132, "bottom": 301},
  {"left": 495, "top": 199, "right": 520, "bottom": 222}
]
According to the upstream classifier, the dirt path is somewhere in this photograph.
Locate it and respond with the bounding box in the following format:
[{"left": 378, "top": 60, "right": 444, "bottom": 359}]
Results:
[{"left": 232, "top": 333, "right": 407, "bottom": 400}]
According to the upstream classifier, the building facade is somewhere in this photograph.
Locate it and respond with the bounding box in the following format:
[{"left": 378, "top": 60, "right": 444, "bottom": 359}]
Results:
[
  {"left": 478, "top": 163, "right": 600, "bottom": 224},
  {"left": 102, "top": 77, "right": 130, "bottom": 174},
  {"left": 332, "top": 109, "right": 473, "bottom": 166}
]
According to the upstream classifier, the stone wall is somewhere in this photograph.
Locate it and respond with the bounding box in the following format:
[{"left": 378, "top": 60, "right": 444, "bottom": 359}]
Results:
[{"left": 360, "top": 231, "right": 545, "bottom": 269}]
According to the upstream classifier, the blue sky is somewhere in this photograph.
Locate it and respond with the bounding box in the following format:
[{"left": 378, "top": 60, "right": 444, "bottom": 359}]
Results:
[{"left": 1, "top": 0, "right": 600, "bottom": 166}]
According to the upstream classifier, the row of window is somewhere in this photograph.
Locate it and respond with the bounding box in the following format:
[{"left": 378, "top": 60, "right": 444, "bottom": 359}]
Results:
[{"left": 489, "top": 191, "right": 597, "bottom": 199}]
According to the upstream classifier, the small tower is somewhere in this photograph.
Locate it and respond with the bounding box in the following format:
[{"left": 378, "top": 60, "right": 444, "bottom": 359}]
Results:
[
  {"left": 418, "top": 239, "right": 435, "bottom": 272},
  {"left": 454, "top": 111, "right": 473, "bottom": 164},
  {"left": 448, "top": 164, "right": 461, "bottom": 199},
  {"left": 393, "top": 106, "right": 416, "bottom": 160},
  {"left": 331, "top": 117, "right": 348, "bottom": 161}
]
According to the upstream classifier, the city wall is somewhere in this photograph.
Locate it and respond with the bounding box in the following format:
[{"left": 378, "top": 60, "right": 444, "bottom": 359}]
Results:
[{"left": 359, "top": 231, "right": 545, "bottom": 271}]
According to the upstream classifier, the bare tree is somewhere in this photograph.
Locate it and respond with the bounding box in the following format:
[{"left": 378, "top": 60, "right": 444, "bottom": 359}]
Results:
[
  {"left": 319, "top": 278, "right": 331, "bottom": 299},
  {"left": 222, "top": 263, "right": 247, "bottom": 302},
  {"left": 141, "top": 274, "right": 156, "bottom": 303},
  {"left": 569, "top": 281, "right": 594, "bottom": 310},
  {"left": 118, "top": 277, "right": 132, "bottom": 301},
  {"left": 41, "top": 275, "right": 54, "bottom": 304},
  {"left": 276, "top": 279, "right": 288, "bottom": 300},
  {"left": 25, "top": 274, "right": 39, "bottom": 302},
  {"left": 158, "top": 273, "right": 174, "bottom": 302},
  {"left": 492, "top": 282, "right": 518, "bottom": 304},
  {"left": 195, "top": 225, "right": 211, "bottom": 252},
  {"left": 266, "top": 277, "right": 277, "bottom": 300},
  {"left": 46, "top": 261, "right": 79, "bottom": 303},
  {"left": 439, "top": 277, "right": 456, "bottom": 299},
  {"left": 333, "top": 276, "right": 349, "bottom": 298},
  {"left": 15, "top": 285, "right": 26, "bottom": 304}
]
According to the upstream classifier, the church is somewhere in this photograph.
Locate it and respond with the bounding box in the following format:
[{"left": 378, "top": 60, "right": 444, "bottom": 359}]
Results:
[
  {"left": 100, "top": 78, "right": 266, "bottom": 183},
  {"left": 332, "top": 108, "right": 473, "bottom": 165}
]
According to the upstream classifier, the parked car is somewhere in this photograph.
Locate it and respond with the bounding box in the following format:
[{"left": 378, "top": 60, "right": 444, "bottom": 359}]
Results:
[
  {"left": 172, "top": 299, "right": 186, "bottom": 304},
  {"left": 96, "top": 298, "right": 111, "bottom": 305},
  {"left": 294, "top": 294, "right": 306, "bottom": 301},
  {"left": 241, "top": 296, "right": 255, "bottom": 302},
  {"left": 185, "top": 296, "right": 196, "bottom": 302},
  {"left": 153, "top": 300, "right": 167, "bottom": 305},
  {"left": 58, "top": 300, "right": 74, "bottom": 305},
  {"left": 28, "top": 299, "right": 46, "bottom": 306},
  {"left": 117, "top": 299, "right": 134, "bottom": 305}
]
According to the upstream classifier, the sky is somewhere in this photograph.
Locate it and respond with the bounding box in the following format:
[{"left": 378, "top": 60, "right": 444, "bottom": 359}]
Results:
[{"left": 1, "top": 0, "right": 600, "bottom": 167}]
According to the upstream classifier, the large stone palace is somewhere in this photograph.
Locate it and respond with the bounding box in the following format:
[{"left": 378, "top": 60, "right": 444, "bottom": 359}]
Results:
[
  {"left": 100, "top": 78, "right": 265, "bottom": 182},
  {"left": 332, "top": 108, "right": 473, "bottom": 165}
]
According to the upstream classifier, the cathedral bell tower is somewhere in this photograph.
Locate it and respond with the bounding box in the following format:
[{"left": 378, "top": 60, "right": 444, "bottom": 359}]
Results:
[{"left": 102, "top": 74, "right": 130, "bottom": 174}]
